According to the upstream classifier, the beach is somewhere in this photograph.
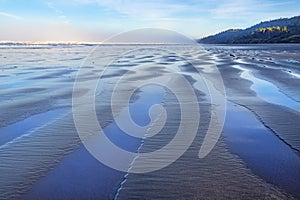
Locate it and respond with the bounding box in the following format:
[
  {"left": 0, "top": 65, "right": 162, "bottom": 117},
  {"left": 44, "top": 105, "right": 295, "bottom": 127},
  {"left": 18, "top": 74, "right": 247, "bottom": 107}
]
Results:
[{"left": 0, "top": 44, "right": 299, "bottom": 199}]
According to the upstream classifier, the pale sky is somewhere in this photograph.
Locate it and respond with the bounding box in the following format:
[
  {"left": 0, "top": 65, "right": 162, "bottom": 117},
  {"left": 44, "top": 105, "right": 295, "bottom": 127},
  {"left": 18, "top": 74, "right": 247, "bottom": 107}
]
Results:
[{"left": 0, "top": 0, "right": 299, "bottom": 42}]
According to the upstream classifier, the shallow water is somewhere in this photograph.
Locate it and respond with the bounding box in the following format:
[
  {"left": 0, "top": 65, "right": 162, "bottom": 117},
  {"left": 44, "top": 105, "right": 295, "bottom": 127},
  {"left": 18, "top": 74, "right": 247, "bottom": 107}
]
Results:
[
  {"left": 24, "top": 85, "right": 165, "bottom": 200},
  {"left": 0, "top": 108, "right": 68, "bottom": 147},
  {"left": 233, "top": 65, "right": 300, "bottom": 112},
  {"left": 224, "top": 101, "right": 300, "bottom": 198}
]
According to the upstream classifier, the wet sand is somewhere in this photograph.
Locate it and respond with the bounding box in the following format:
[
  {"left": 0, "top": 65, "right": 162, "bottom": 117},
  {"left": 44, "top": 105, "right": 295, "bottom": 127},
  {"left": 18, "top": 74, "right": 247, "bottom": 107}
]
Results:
[
  {"left": 0, "top": 44, "right": 299, "bottom": 199},
  {"left": 117, "top": 81, "right": 291, "bottom": 200},
  {"left": 116, "top": 45, "right": 298, "bottom": 199},
  {"left": 204, "top": 44, "right": 300, "bottom": 198}
]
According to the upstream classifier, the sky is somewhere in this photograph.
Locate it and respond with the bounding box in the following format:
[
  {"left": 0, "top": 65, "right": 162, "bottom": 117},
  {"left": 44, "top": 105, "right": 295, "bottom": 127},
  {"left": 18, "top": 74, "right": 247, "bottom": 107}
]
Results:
[{"left": 0, "top": 0, "right": 299, "bottom": 42}]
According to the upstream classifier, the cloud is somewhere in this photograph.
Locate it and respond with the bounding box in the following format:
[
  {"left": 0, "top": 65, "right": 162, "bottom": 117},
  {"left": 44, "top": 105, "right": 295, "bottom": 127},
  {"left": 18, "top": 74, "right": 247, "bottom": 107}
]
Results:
[
  {"left": 0, "top": 11, "right": 21, "bottom": 20},
  {"left": 46, "top": 1, "right": 71, "bottom": 24},
  {"left": 72, "top": 0, "right": 194, "bottom": 19},
  {"left": 47, "top": 2, "right": 63, "bottom": 14},
  {"left": 2, "top": 0, "right": 298, "bottom": 41},
  {"left": 210, "top": 0, "right": 294, "bottom": 20}
]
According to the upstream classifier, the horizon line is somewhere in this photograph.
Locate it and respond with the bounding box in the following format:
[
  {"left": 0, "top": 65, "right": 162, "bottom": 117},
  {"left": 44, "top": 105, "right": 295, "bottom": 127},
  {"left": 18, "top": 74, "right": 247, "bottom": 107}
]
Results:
[{"left": 0, "top": 41, "right": 198, "bottom": 45}]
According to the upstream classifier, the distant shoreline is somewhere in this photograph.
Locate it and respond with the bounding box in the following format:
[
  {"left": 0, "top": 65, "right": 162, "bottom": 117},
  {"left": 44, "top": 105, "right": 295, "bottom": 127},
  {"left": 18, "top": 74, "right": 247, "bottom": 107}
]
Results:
[
  {"left": 199, "top": 43, "right": 300, "bottom": 45},
  {"left": 0, "top": 42, "right": 195, "bottom": 46},
  {"left": 1, "top": 42, "right": 300, "bottom": 46}
]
